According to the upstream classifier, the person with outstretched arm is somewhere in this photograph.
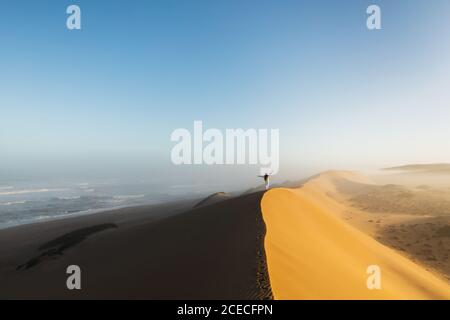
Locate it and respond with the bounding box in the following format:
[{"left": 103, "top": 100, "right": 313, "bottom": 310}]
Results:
[{"left": 258, "top": 172, "right": 272, "bottom": 191}]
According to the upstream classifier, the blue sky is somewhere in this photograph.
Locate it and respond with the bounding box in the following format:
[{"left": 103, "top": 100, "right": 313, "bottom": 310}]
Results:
[{"left": 1, "top": 0, "right": 450, "bottom": 185}]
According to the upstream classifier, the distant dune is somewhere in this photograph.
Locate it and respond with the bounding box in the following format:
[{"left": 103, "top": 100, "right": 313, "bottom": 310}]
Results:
[
  {"left": 384, "top": 163, "right": 450, "bottom": 173},
  {"left": 193, "top": 192, "right": 231, "bottom": 208},
  {"left": 336, "top": 178, "right": 450, "bottom": 217},
  {"left": 261, "top": 171, "right": 450, "bottom": 299}
]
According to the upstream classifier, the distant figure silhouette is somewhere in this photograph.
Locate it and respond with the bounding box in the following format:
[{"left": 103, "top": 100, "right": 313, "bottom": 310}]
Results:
[{"left": 258, "top": 172, "right": 272, "bottom": 191}]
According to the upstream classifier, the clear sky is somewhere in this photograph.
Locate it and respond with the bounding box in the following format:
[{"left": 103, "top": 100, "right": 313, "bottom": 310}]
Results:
[{"left": 1, "top": 0, "right": 450, "bottom": 187}]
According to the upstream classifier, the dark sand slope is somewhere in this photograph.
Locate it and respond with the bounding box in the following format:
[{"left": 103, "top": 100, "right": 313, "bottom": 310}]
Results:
[{"left": 0, "top": 192, "right": 272, "bottom": 299}]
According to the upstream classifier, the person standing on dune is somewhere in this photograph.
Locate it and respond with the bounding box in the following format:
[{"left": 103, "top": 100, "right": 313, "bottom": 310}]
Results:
[{"left": 258, "top": 172, "right": 272, "bottom": 191}]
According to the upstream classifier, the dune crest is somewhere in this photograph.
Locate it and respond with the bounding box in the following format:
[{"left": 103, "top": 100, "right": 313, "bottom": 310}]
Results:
[{"left": 261, "top": 171, "right": 450, "bottom": 299}]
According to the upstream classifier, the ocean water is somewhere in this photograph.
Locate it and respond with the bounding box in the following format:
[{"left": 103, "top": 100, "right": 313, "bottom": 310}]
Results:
[{"left": 0, "top": 179, "right": 204, "bottom": 230}]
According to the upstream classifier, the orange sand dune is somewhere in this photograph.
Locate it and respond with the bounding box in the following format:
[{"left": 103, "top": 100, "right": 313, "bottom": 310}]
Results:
[{"left": 261, "top": 171, "right": 450, "bottom": 299}]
